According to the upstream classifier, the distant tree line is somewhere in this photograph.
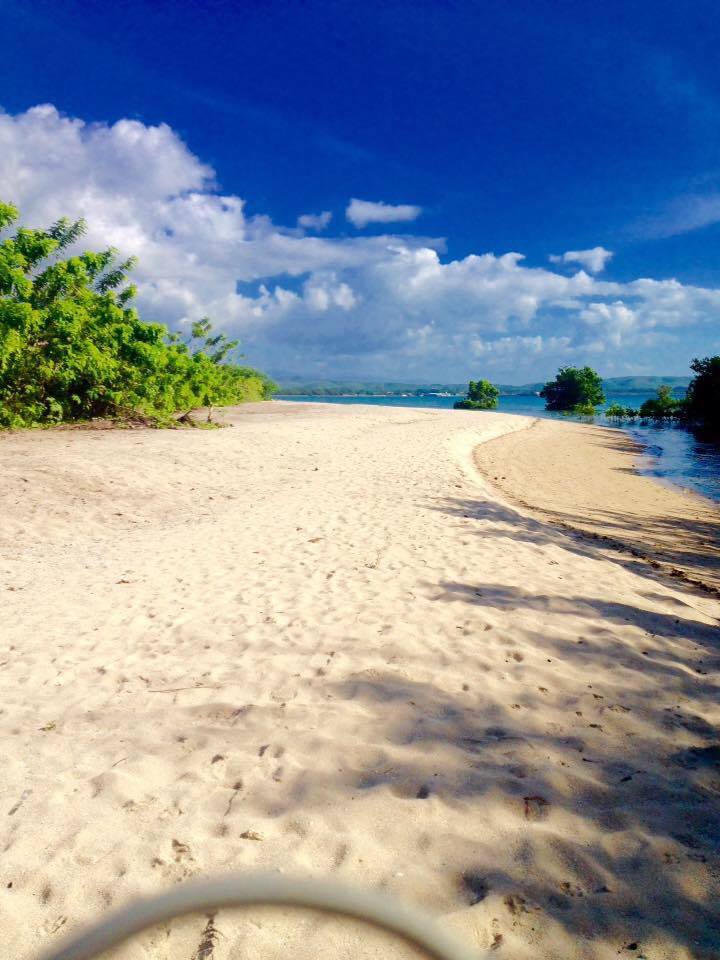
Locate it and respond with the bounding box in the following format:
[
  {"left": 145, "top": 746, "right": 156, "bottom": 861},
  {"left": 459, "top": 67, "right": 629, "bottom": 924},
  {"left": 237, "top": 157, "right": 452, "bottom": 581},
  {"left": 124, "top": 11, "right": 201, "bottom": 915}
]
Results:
[
  {"left": 277, "top": 381, "right": 468, "bottom": 396},
  {"left": 278, "top": 375, "right": 692, "bottom": 398},
  {"left": 541, "top": 361, "right": 718, "bottom": 429},
  {"left": 604, "top": 358, "right": 719, "bottom": 429},
  {"left": 0, "top": 201, "right": 275, "bottom": 428},
  {"left": 455, "top": 362, "right": 719, "bottom": 431}
]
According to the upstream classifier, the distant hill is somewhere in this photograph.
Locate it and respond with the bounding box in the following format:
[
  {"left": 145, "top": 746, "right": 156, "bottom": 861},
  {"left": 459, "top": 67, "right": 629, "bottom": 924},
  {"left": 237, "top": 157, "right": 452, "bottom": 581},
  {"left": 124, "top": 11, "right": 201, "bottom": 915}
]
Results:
[
  {"left": 496, "top": 376, "right": 690, "bottom": 396},
  {"left": 601, "top": 376, "right": 690, "bottom": 394},
  {"left": 275, "top": 375, "right": 691, "bottom": 397},
  {"left": 275, "top": 379, "right": 467, "bottom": 396}
]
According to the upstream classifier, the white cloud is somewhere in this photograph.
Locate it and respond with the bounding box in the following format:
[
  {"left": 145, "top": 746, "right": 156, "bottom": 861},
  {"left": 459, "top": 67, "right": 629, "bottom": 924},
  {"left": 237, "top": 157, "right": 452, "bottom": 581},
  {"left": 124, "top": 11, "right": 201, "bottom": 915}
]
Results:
[
  {"left": 549, "top": 246, "right": 614, "bottom": 273},
  {"left": 470, "top": 335, "right": 572, "bottom": 358},
  {"left": 633, "top": 191, "right": 720, "bottom": 238},
  {"left": 346, "top": 197, "right": 422, "bottom": 228},
  {"left": 1, "top": 105, "right": 718, "bottom": 380},
  {"left": 579, "top": 301, "right": 636, "bottom": 347},
  {"left": 297, "top": 210, "right": 332, "bottom": 231},
  {"left": 302, "top": 274, "right": 358, "bottom": 312}
]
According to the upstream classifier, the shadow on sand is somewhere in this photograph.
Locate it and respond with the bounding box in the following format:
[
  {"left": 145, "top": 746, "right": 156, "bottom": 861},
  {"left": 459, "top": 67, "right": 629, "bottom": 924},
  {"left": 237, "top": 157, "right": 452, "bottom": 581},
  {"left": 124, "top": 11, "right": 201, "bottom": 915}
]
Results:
[
  {"left": 276, "top": 495, "right": 720, "bottom": 956},
  {"left": 437, "top": 491, "right": 720, "bottom": 598}
]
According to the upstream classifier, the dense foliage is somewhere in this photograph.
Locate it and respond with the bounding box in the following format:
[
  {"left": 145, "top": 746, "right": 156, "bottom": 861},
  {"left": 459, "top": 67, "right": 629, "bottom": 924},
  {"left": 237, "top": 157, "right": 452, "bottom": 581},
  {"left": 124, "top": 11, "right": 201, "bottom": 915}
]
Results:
[
  {"left": 605, "top": 402, "right": 639, "bottom": 420},
  {"left": 454, "top": 378, "right": 499, "bottom": 410},
  {"left": 540, "top": 366, "right": 605, "bottom": 412},
  {"left": 0, "top": 202, "right": 275, "bottom": 427},
  {"left": 638, "top": 385, "right": 682, "bottom": 420},
  {"left": 604, "top": 364, "right": 718, "bottom": 428},
  {"left": 685, "top": 356, "right": 720, "bottom": 430}
]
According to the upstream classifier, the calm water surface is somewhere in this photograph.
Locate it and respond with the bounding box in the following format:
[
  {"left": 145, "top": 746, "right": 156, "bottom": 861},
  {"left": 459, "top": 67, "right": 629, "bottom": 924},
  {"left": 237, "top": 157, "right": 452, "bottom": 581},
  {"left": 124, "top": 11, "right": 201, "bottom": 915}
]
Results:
[{"left": 277, "top": 393, "right": 720, "bottom": 504}]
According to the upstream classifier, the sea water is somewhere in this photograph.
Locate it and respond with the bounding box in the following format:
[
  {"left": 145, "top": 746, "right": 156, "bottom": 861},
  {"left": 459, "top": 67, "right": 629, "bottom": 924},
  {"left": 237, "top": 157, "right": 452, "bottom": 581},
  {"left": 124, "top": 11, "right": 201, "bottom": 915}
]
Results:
[{"left": 276, "top": 393, "right": 720, "bottom": 504}]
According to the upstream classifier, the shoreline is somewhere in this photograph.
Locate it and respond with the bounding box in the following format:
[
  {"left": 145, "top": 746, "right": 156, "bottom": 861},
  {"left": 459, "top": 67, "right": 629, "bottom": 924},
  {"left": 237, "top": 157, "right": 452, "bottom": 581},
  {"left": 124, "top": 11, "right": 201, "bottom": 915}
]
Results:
[
  {"left": 473, "top": 416, "right": 720, "bottom": 596},
  {"left": 274, "top": 397, "right": 719, "bottom": 507},
  {"left": 2, "top": 402, "right": 719, "bottom": 959}
]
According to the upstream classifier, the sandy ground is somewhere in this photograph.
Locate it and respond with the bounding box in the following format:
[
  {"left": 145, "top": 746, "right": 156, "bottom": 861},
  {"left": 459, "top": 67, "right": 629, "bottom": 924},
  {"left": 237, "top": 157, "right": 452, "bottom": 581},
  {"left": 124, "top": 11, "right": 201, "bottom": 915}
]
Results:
[
  {"left": 474, "top": 418, "right": 720, "bottom": 596},
  {"left": 1, "top": 402, "right": 719, "bottom": 960}
]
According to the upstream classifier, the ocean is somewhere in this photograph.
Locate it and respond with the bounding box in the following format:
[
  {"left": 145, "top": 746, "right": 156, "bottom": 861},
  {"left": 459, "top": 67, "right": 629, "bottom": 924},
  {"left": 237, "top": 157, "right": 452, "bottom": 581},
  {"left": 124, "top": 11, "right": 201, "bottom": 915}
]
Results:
[{"left": 276, "top": 393, "right": 720, "bottom": 504}]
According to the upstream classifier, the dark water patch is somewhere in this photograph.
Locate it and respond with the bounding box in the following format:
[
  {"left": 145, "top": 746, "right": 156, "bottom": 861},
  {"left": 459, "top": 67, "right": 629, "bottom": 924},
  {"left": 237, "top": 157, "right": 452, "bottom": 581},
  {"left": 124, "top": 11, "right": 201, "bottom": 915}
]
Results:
[{"left": 627, "top": 421, "right": 720, "bottom": 504}]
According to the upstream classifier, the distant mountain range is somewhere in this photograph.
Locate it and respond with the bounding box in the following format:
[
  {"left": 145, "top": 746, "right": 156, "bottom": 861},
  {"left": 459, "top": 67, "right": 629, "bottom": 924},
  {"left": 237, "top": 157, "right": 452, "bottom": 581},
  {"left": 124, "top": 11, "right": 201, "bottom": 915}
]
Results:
[{"left": 275, "top": 376, "right": 691, "bottom": 397}]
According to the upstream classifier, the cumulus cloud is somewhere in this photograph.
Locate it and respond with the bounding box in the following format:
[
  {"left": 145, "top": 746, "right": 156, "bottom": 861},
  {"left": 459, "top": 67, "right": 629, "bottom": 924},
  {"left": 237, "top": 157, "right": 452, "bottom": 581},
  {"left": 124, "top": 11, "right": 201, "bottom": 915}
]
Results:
[
  {"left": 297, "top": 210, "right": 332, "bottom": 231},
  {"left": 579, "top": 301, "right": 636, "bottom": 347},
  {"left": 346, "top": 197, "right": 422, "bottom": 228},
  {"left": 549, "top": 246, "right": 613, "bottom": 273},
  {"left": 1, "top": 105, "right": 718, "bottom": 380}
]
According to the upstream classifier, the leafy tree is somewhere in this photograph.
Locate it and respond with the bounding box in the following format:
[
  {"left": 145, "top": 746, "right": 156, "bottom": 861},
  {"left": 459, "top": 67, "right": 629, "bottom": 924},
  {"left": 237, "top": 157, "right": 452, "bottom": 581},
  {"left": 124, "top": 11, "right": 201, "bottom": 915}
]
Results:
[
  {"left": 639, "top": 385, "right": 682, "bottom": 420},
  {"left": 0, "top": 201, "right": 275, "bottom": 428},
  {"left": 186, "top": 316, "right": 241, "bottom": 364},
  {"left": 685, "top": 356, "right": 720, "bottom": 429},
  {"left": 454, "top": 378, "right": 500, "bottom": 410},
  {"left": 540, "top": 366, "right": 605, "bottom": 412}
]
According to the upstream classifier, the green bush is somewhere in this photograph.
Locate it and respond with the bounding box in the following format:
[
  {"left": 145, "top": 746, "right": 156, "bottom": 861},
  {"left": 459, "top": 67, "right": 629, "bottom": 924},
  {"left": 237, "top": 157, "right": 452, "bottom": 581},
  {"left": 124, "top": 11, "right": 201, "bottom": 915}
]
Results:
[
  {"left": 639, "top": 385, "right": 683, "bottom": 420},
  {"left": 0, "top": 201, "right": 275, "bottom": 428},
  {"left": 540, "top": 366, "right": 605, "bottom": 411},
  {"left": 685, "top": 356, "right": 720, "bottom": 429},
  {"left": 605, "top": 403, "right": 638, "bottom": 420},
  {"left": 453, "top": 378, "right": 499, "bottom": 410},
  {"left": 570, "top": 402, "right": 599, "bottom": 416}
]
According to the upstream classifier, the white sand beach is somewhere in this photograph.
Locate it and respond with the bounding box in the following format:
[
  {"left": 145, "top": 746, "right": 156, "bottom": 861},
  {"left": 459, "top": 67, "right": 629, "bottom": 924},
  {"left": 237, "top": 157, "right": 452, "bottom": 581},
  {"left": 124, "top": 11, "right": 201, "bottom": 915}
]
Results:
[{"left": 1, "top": 402, "right": 719, "bottom": 959}]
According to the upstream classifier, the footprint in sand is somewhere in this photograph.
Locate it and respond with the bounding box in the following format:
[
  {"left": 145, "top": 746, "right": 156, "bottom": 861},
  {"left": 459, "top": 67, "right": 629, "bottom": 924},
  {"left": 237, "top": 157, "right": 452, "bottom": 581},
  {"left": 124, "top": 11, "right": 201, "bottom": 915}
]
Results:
[
  {"left": 168, "top": 838, "right": 197, "bottom": 879},
  {"left": 210, "top": 754, "right": 226, "bottom": 780},
  {"left": 504, "top": 894, "right": 533, "bottom": 916},
  {"left": 42, "top": 915, "right": 67, "bottom": 936},
  {"left": 523, "top": 795, "right": 549, "bottom": 820},
  {"left": 489, "top": 920, "right": 503, "bottom": 951},
  {"left": 460, "top": 871, "right": 489, "bottom": 905},
  {"left": 172, "top": 838, "right": 192, "bottom": 861}
]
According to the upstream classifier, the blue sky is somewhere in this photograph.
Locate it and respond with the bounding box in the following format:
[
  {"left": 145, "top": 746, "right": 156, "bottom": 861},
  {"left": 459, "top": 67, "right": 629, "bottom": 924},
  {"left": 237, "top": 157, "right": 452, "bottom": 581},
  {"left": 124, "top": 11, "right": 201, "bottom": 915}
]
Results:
[{"left": 1, "top": 0, "right": 720, "bottom": 381}]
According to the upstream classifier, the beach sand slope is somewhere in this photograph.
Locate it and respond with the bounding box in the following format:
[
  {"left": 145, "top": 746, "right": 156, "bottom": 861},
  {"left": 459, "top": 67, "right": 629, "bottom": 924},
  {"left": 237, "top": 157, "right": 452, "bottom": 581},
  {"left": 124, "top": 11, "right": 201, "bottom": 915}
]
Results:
[
  {"left": 1, "top": 403, "right": 718, "bottom": 960},
  {"left": 474, "top": 418, "right": 720, "bottom": 595}
]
